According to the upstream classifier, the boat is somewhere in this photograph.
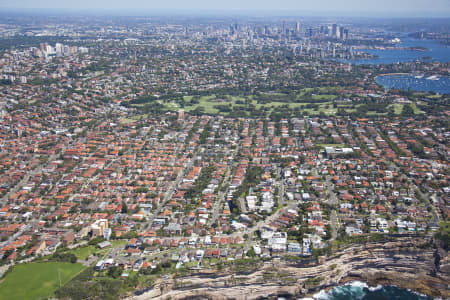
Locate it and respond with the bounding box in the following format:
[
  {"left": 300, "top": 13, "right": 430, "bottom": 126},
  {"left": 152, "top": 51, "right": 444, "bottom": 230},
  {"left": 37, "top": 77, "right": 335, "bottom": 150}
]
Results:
[{"left": 426, "top": 75, "right": 439, "bottom": 80}]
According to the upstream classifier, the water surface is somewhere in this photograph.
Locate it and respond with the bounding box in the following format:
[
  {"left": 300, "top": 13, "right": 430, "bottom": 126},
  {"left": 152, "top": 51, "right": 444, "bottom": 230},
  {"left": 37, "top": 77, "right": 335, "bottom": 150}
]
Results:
[
  {"left": 343, "top": 37, "right": 450, "bottom": 65},
  {"left": 306, "top": 281, "right": 434, "bottom": 300},
  {"left": 376, "top": 74, "right": 450, "bottom": 94}
]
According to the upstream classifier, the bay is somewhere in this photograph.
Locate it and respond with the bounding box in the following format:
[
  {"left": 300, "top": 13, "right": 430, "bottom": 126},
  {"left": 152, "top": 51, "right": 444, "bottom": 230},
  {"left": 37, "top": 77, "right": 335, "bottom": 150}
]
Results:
[
  {"left": 376, "top": 74, "right": 450, "bottom": 94},
  {"left": 342, "top": 36, "right": 450, "bottom": 65}
]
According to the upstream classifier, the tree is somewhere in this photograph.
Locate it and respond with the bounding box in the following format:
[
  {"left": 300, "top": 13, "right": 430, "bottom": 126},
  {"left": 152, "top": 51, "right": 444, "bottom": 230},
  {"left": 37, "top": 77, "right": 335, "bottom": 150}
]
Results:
[
  {"left": 107, "top": 266, "right": 122, "bottom": 279},
  {"left": 246, "top": 247, "right": 256, "bottom": 257},
  {"left": 2, "top": 249, "right": 14, "bottom": 260},
  {"left": 402, "top": 104, "right": 414, "bottom": 117},
  {"left": 121, "top": 202, "right": 128, "bottom": 214}
]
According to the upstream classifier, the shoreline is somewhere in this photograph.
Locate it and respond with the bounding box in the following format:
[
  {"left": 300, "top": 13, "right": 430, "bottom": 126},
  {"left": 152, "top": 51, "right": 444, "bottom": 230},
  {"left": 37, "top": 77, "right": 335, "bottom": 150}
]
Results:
[
  {"left": 306, "top": 280, "right": 437, "bottom": 299},
  {"left": 125, "top": 236, "right": 449, "bottom": 300},
  {"left": 376, "top": 73, "right": 412, "bottom": 77},
  {"left": 126, "top": 271, "right": 448, "bottom": 300}
]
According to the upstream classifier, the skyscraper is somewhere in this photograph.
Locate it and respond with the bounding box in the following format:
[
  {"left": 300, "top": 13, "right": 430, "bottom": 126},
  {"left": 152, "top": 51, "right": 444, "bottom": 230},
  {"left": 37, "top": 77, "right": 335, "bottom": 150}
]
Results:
[
  {"left": 344, "top": 29, "right": 349, "bottom": 40},
  {"left": 178, "top": 109, "right": 185, "bottom": 121},
  {"left": 332, "top": 24, "right": 338, "bottom": 38}
]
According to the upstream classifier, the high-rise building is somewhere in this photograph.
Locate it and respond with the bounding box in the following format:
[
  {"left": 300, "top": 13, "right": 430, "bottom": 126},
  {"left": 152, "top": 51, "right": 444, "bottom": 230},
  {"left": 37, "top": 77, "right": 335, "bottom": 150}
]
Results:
[
  {"left": 344, "top": 29, "right": 349, "bottom": 40},
  {"left": 46, "top": 45, "right": 54, "bottom": 55},
  {"left": 55, "top": 43, "right": 63, "bottom": 54},
  {"left": 332, "top": 24, "right": 338, "bottom": 38},
  {"left": 91, "top": 219, "right": 108, "bottom": 237},
  {"left": 178, "top": 109, "right": 185, "bottom": 121},
  {"left": 40, "top": 43, "right": 48, "bottom": 52},
  {"left": 296, "top": 22, "right": 301, "bottom": 34},
  {"left": 103, "top": 228, "right": 112, "bottom": 240},
  {"left": 33, "top": 48, "right": 41, "bottom": 57},
  {"left": 336, "top": 26, "right": 341, "bottom": 39},
  {"left": 339, "top": 27, "right": 344, "bottom": 40}
]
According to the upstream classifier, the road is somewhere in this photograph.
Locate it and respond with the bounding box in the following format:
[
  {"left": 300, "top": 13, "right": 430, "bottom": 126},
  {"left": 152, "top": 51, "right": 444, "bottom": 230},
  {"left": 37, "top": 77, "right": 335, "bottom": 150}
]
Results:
[
  {"left": 388, "top": 161, "right": 439, "bottom": 224},
  {"left": 311, "top": 165, "right": 340, "bottom": 242},
  {"left": 413, "top": 184, "right": 439, "bottom": 224},
  {"left": 0, "top": 117, "right": 108, "bottom": 205},
  {"left": 67, "top": 145, "right": 127, "bottom": 203},
  {"left": 0, "top": 222, "right": 33, "bottom": 248},
  {"left": 0, "top": 142, "right": 73, "bottom": 204},
  {"left": 208, "top": 167, "right": 232, "bottom": 226},
  {"left": 324, "top": 174, "right": 339, "bottom": 240},
  {"left": 278, "top": 167, "right": 285, "bottom": 206},
  {"left": 330, "top": 210, "right": 338, "bottom": 240},
  {"left": 240, "top": 200, "right": 298, "bottom": 250},
  {"left": 237, "top": 197, "right": 248, "bottom": 214},
  {"left": 208, "top": 147, "right": 239, "bottom": 226},
  {"left": 146, "top": 147, "right": 198, "bottom": 226}
]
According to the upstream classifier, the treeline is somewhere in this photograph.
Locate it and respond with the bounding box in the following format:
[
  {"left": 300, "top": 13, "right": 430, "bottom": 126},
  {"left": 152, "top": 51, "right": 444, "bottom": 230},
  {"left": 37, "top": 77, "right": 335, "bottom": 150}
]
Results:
[
  {"left": 184, "top": 119, "right": 201, "bottom": 145},
  {"left": 0, "top": 79, "right": 12, "bottom": 85},
  {"left": 55, "top": 267, "right": 124, "bottom": 300},
  {"left": 230, "top": 166, "right": 263, "bottom": 215},
  {"left": 128, "top": 95, "right": 159, "bottom": 105},
  {"left": 0, "top": 36, "right": 73, "bottom": 50},
  {"left": 184, "top": 166, "right": 216, "bottom": 200},
  {"left": 379, "top": 131, "right": 406, "bottom": 157},
  {"left": 435, "top": 222, "right": 450, "bottom": 251},
  {"left": 198, "top": 121, "right": 212, "bottom": 144},
  {"left": 50, "top": 252, "right": 77, "bottom": 263}
]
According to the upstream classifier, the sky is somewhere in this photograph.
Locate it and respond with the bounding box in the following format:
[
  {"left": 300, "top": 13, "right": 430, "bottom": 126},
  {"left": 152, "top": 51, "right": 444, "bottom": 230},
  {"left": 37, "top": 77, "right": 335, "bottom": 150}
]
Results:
[{"left": 1, "top": 0, "right": 450, "bottom": 17}]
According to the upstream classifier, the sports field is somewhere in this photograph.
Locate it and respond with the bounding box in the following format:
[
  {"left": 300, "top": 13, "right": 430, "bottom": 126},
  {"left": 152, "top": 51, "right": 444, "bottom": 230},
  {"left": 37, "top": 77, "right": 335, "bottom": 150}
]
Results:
[{"left": 0, "top": 262, "right": 85, "bottom": 300}]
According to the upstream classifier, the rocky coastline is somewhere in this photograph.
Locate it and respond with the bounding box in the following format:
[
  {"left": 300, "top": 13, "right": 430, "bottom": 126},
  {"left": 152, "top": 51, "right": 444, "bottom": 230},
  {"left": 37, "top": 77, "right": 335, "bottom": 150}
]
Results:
[{"left": 126, "top": 236, "right": 450, "bottom": 300}]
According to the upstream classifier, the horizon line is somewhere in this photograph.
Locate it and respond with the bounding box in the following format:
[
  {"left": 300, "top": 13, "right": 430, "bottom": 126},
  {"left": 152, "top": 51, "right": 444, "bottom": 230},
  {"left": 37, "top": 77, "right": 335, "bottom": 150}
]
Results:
[{"left": 1, "top": 7, "right": 450, "bottom": 19}]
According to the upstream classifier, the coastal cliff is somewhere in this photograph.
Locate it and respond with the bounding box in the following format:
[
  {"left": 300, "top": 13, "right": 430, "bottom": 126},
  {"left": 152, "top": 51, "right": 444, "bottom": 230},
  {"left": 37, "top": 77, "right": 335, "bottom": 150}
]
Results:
[{"left": 127, "top": 236, "right": 450, "bottom": 300}]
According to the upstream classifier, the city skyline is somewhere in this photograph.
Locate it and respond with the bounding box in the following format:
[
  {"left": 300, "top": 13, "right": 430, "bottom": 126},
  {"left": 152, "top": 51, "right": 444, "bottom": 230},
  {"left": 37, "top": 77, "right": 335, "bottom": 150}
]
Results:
[
  {"left": 0, "top": 7, "right": 448, "bottom": 300},
  {"left": 1, "top": 0, "right": 450, "bottom": 17}
]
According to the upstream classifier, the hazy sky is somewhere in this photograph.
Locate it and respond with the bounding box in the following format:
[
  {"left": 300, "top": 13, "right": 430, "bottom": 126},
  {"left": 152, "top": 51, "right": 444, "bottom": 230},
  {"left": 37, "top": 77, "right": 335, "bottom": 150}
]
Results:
[{"left": 1, "top": 0, "right": 450, "bottom": 17}]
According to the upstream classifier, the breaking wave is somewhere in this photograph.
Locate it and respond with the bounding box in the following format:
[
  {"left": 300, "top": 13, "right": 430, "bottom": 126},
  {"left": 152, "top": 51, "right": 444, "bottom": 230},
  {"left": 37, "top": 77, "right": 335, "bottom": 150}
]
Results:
[{"left": 312, "top": 281, "right": 434, "bottom": 300}]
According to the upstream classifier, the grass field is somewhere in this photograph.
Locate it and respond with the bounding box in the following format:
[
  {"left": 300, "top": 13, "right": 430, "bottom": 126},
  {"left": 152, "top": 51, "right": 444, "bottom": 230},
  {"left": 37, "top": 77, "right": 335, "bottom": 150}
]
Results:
[
  {"left": 388, "top": 103, "right": 423, "bottom": 115},
  {"left": 110, "top": 240, "right": 128, "bottom": 248},
  {"left": 154, "top": 93, "right": 338, "bottom": 116},
  {"left": 69, "top": 245, "right": 98, "bottom": 260},
  {"left": 0, "top": 262, "right": 85, "bottom": 300},
  {"left": 128, "top": 87, "right": 343, "bottom": 117},
  {"left": 119, "top": 117, "right": 138, "bottom": 124},
  {"left": 65, "top": 240, "right": 126, "bottom": 261},
  {"left": 130, "top": 86, "right": 428, "bottom": 118}
]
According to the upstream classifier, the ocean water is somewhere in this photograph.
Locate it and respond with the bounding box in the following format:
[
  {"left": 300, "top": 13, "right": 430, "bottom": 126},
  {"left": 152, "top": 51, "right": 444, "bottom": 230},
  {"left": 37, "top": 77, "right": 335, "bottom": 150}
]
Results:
[
  {"left": 304, "top": 281, "right": 434, "bottom": 300},
  {"left": 342, "top": 37, "right": 450, "bottom": 65},
  {"left": 376, "top": 74, "right": 450, "bottom": 94}
]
